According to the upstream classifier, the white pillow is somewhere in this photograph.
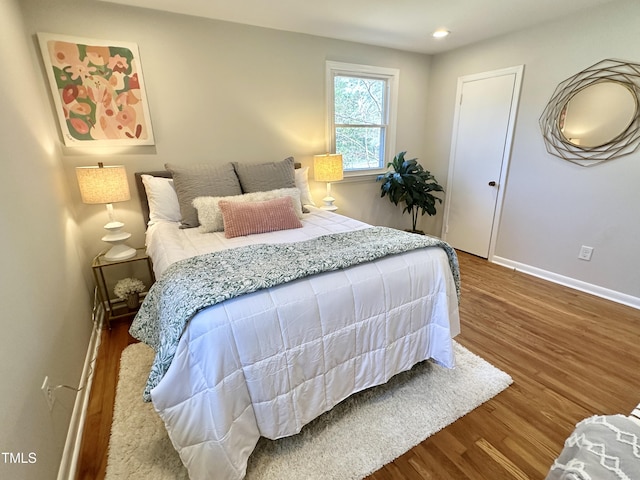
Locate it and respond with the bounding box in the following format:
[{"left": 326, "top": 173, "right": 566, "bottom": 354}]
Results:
[
  {"left": 193, "top": 187, "right": 303, "bottom": 233},
  {"left": 141, "top": 174, "right": 181, "bottom": 224},
  {"left": 295, "top": 166, "right": 316, "bottom": 206}
]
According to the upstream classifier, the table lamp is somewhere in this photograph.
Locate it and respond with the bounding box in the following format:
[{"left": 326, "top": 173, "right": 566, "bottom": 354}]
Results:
[
  {"left": 313, "top": 153, "right": 343, "bottom": 211},
  {"left": 76, "top": 163, "right": 136, "bottom": 261}
]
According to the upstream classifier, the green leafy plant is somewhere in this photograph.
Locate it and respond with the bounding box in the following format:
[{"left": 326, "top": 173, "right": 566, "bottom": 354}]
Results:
[{"left": 377, "top": 151, "right": 444, "bottom": 232}]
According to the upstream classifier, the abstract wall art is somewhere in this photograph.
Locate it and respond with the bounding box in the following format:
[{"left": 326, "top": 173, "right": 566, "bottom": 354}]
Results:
[{"left": 37, "top": 33, "right": 155, "bottom": 147}]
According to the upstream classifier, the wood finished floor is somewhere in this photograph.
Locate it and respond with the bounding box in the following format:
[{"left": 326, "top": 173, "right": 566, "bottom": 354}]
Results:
[{"left": 75, "top": 251, "right": 640, "bottom": 479}]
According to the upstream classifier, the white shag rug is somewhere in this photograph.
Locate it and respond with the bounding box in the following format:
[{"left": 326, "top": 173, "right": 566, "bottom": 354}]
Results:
[{"left": 106, "top": 342, "right": 512, "bottom": 480}]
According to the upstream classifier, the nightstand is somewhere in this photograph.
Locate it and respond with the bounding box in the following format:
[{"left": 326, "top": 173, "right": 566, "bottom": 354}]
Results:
[{"left": 92, "top": 247, "right": 155, "bottom": 329}]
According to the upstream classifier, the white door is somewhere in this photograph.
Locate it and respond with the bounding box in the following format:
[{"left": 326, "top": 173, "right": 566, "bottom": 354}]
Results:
[{"left": 442, "top": 66, "right": 523, "bottom": 259}]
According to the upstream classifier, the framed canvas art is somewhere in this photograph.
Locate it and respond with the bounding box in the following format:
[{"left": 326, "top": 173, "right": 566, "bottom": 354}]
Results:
[{"left": 37, "top": 33, "right": 155, "bottom": 147}]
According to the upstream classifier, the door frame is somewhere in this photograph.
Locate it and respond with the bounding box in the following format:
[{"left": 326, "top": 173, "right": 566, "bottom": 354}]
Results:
[{"left": 441, "top": 65, "right": 524, "bottom": 261}]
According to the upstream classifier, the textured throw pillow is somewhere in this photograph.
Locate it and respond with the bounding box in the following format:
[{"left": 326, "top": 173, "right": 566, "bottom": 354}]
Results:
[
  {"left": 294, "top": 166, "right": 316, "bottom": 207},
  {"left": 141, "top": 175, "right": 181, "bottom": 224},
  {"left": 165, "top": 162, "right": 242, "bottom": 228},
  {"left": 233, "top": 157, "right": 295, "bottom": 193},
  {"left": 219, "top": 196, "right": 303, "bottom": 238},
  {"left": 193, "top": 188, "right": 303, "bottom": 233}
]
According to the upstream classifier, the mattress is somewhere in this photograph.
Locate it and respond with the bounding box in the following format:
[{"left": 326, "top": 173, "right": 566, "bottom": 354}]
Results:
[{"left": 136, "top": 208, "right": 461, "bottom": 479}]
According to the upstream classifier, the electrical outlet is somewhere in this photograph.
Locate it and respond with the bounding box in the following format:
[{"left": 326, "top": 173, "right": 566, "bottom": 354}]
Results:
[
  {"left": 41, "top": 376, "right": 55, "bottom": 411},
  {"left": 578, "top": 245, "right": 594, "bottom": 261}
]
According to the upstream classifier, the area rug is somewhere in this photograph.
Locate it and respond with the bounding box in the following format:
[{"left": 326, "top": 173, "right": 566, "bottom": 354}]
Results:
[{"left": 106, "top": 342, "right": 512, "bottom": 480}]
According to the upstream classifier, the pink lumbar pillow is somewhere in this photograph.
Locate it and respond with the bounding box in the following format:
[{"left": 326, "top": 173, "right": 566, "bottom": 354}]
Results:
[{"left": 219, "top": 195, "right": 303, "bottom": 238}]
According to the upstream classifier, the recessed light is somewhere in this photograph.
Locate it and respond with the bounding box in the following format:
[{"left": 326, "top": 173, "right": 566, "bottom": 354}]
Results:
[{"left": 432, "top": 29, "right": 450, "bottom": 39}]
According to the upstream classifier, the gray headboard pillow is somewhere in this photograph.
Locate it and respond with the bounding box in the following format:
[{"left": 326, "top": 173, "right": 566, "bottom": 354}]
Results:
[
  {"left": 165, "top": 162, "right": 243, "bottom": 228},
  {"left": 233, "top": 156, "right": 296, "bottom": 193}
]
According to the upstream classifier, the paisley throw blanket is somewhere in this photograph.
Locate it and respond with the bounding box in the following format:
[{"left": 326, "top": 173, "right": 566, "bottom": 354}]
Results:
[{"left": 130, "top": 226, "right": 460, "bottom": 400}]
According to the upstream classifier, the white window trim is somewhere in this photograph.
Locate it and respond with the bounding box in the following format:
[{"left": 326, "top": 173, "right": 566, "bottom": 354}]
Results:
[{"left": 325, "top": 61, "right": 399, "bottom": 178}]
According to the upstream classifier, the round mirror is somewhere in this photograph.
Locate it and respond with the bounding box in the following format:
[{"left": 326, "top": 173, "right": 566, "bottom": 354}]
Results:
[
  {"left": 540, "top": 59, "right": 640, "bottom": 165},
  {"left": 559, "top": 81, "right": 637, "bottom": 148}
]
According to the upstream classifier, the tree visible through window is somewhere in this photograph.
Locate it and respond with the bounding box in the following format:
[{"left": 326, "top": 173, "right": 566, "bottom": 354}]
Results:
[
  {"left": 334, "top": 76, "right": 386, "bottom": 170},
  {"left": 327, "top": 62, "right": 399, "bottom": 175}
]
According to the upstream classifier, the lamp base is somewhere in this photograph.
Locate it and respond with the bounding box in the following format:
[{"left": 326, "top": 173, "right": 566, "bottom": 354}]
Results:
[
  {"left": 320, "top": 196, "right": 338, "bottom": 211},
  {"left": 102, "top": 220, "right": 136, "bottom": 261},
  {"left": 103, "top": 244, "right": 137, "bottom": 261},
  {"left": 320, "top": 182, "right": 339, "bottom": 211}
]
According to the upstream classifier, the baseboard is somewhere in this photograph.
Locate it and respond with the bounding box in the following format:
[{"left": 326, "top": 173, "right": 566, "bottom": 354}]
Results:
[
  {"left": 492, "top": 256, "right": 640, "bottom": 310},
  {"left": 57, "top": 307, "right": 104, "bottom": 480}
]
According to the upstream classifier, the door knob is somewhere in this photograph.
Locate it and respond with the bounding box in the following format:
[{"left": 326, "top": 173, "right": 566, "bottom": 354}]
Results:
[{"left": 488, "top": 181, "right": 497, "bottom": 187}]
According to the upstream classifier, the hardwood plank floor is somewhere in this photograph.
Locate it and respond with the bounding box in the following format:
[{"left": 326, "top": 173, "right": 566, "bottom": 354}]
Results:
[{"left": 75, "top": 251, "right": 640, "bottom": 479}]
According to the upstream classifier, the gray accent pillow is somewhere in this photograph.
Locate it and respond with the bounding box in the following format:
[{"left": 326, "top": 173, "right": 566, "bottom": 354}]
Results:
[
  {"left": 165, "top": 162, "right": 242, "bottom": 228},
  {"left": 546, "top": 414, "right": 640, "bottom": 480},
  {"left": 233, "top": 157, "right": 295, "bottom": 193}
]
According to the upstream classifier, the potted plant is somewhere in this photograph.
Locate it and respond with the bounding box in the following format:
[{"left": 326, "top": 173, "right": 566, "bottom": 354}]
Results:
[
  {"left": 114, "top": 277, "right": 146, "bottom": 310},
  {"left": 377, "top": 151, "right": 444, "bottom": 233}
]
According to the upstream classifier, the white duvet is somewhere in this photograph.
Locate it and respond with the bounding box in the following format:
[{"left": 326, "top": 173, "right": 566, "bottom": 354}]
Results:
[{"left": 143, "top": 208, "right": 460, "bottom": 479}]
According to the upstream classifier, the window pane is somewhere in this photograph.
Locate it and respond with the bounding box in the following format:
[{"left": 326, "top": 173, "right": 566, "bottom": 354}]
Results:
[
  {"left": 334, "top": 76, "right": 385, "bottom": 125},
  {"left": 336, "top": 126, "right": 385, "bottom": 170}
]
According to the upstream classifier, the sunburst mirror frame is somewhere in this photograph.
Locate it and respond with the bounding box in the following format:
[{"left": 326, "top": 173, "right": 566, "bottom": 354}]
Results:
[{"left": 539, "top": 59, "right": 640, "bottom": 166}]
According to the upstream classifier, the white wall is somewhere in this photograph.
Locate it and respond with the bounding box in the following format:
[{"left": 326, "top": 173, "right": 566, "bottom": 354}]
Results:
[
  {"left": 426, "top": 0, "right": 640, "bottom": 303},
  {"left": 0, "top": 0, "right": 93, "bottom": 478},
  {"left": 21, "top": 0, "right": 438, "bottom": 257}
]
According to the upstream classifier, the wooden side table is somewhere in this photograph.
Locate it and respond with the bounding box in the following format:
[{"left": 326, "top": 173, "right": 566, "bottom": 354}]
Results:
[{"left": 92, "top": 247, "right": 155, "bottom": 329}]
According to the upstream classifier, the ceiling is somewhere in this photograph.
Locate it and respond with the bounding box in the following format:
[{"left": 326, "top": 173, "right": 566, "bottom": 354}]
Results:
[{"left": 98, "top": 0, "right": 619, "bottom": 54}]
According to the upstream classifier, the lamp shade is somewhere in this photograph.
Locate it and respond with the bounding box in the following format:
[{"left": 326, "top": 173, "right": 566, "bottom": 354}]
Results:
[
  {"left": 313, "top": 154, "right": 344, "bottom": 182},
  {"left": 76, "top": 164, "right": 130, "bottom": 204}
]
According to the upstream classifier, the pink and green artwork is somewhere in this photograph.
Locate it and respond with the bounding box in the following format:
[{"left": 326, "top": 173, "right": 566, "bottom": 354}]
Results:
[{"left": 38, "top": 33, "right": 154, "bottom": 147}]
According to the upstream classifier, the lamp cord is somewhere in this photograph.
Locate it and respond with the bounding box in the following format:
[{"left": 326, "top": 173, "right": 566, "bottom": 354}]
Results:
[{"left": 51, "top": 287, "right": 103, "bottom": 394}]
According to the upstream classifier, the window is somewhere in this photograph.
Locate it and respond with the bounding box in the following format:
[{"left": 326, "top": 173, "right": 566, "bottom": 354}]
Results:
[{"left": 326, "top": 61, "right": 399, "bottom": 177}]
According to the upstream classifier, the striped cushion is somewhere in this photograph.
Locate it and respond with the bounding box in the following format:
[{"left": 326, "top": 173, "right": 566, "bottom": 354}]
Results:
[{"left": 219, "top": 196, "right": 303, "bottom": 238}]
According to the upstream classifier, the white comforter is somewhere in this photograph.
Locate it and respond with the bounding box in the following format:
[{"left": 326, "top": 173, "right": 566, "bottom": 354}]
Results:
[{"left": 143, "top": 208, "right": 460, "bottom": 479}]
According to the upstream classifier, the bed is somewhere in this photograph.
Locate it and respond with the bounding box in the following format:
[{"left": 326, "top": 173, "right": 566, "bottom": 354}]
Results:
[{"left": 129, "top": 159, "right": 461, "bottom": 480}]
